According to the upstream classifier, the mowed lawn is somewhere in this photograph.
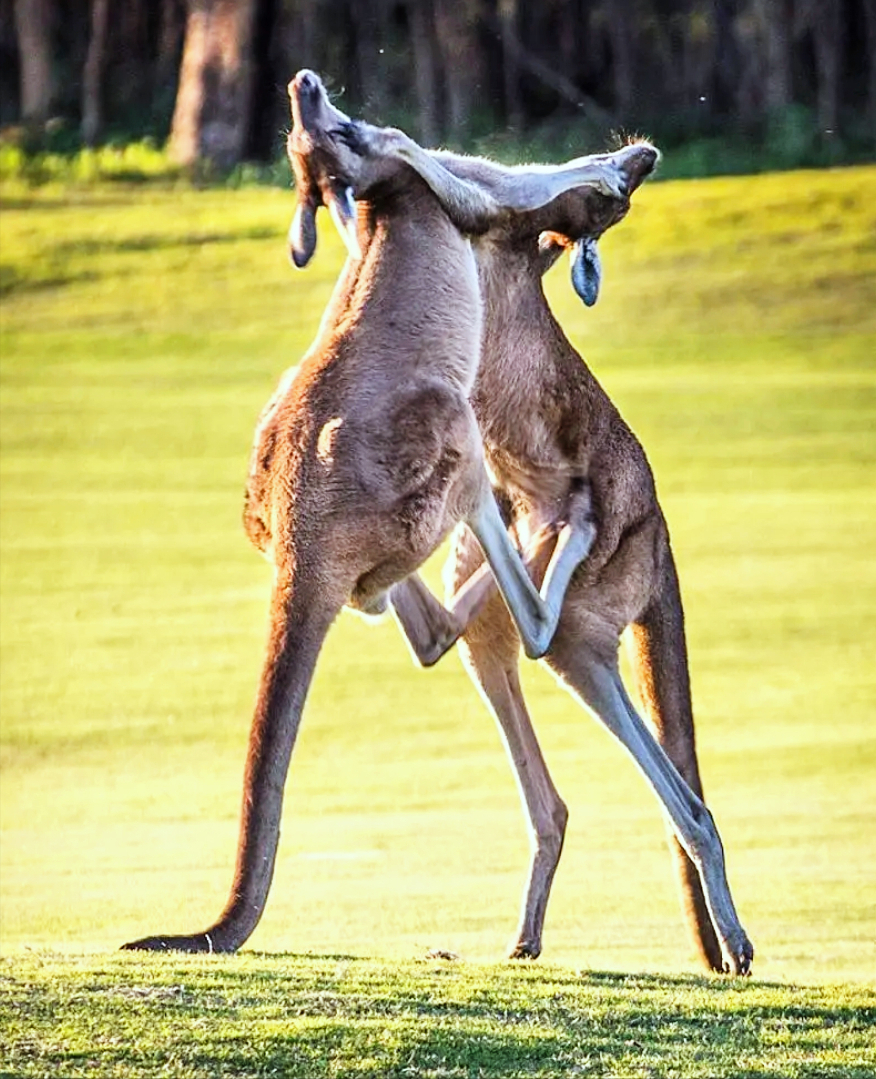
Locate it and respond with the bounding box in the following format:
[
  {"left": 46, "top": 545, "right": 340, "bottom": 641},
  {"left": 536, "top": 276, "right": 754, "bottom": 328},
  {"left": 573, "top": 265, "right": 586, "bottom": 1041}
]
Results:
[{"left": 1, "top": 165, "right": 875, "bottom": 1076}]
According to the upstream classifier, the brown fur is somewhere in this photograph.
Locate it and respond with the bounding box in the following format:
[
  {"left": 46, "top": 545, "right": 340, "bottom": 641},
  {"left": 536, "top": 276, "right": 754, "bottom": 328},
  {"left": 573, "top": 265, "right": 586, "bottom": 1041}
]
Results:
[
  {"left": 122, "top": 71, "right": 631, "bottom": 954},
  {"left": 371, "top": 136, "right": 753, "bottom": 973}
]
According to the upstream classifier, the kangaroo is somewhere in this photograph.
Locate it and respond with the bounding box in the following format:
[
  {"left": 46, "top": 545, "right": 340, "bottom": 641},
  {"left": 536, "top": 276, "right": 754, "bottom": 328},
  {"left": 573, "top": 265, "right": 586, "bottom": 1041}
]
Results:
[
  {"left": 343, "top": 126, "right": 753, "bottom": 975},
  {"left": 122, "top": 71, "right": 635, "bottom": 954}
]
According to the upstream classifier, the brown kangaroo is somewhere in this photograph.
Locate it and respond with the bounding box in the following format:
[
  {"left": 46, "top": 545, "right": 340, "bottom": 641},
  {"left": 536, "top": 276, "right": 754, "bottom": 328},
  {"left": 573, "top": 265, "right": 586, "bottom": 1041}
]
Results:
[
  {"left": 122, "top": 70, "right": 635, "bottom": 954},
  {"left": 344, "top": 126, "right": 753, "bottom": 975}
]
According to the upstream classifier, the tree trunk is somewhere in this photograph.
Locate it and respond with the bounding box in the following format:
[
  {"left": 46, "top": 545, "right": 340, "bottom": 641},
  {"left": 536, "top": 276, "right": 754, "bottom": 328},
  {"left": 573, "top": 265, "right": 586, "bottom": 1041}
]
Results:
[
  {"left": 711, "top": 0, "right": 740, "bottom": 115},
  {"left": 353, "top": 0, "right": 387, "bottom": 116},
  {"left": 169, "top": 0, "right": 258, "bottom": 170},
  {"left": 760, "top": 0, "right": 793, "bottom": 113},
  {"left": 81, "top": 0, "right": 110, "bottom": 145},
  {"left": 864, "top": 0, "right": 876, "bottom": 143},
  {"left": 158, "top": 0, "right": 186, "bottom": 78},
  {"left": 498, "top": 0, "right": 523, "bottom": 131},
  {"left": 156, "top": 0, "right": 186, "bottom": 113},
  {"left": 681, "top": 6, "right": 715, "bottom": 106},
  {"left": 607, "top": 0, "right": 635, "bottom": 115},
  {"left": 285, "top": 0, "right": 317, "bottom": 64},
  {"left": 408, "top": 0, "right": 439, "bottom": 145},
  {"left": 811, "top": 0, "right": 843, "bottom": 133},
  {"left": 14, "top": 0, "right": 54, "bottom": 125},
  {"left": 114, "top": 0, "right": 150, "bottom": 114},
  {"left": 434, "top": 0, "right": 480, "bottom": 141}
]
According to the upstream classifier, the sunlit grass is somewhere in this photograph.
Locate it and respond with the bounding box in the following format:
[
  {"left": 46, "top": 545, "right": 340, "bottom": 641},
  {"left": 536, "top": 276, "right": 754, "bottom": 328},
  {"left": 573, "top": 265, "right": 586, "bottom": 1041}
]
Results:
[
  {"left": 1, "top": 165, "right": 875, "bottom": 1075},
  {"left": 2, "top": 953, "right": 874, "bottom": 1078},
  {"left": 0, "top": 139, "right": 183, "bottom": 188}
]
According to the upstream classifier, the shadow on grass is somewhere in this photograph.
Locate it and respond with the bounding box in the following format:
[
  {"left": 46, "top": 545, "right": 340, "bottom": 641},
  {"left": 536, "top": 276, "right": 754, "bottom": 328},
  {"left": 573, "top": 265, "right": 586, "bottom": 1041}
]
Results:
[
  {"left": 0, "top": 195, "right": 140, "bottom": 212},
  {"left": 198, "top": 1023, "right": 565, "bottom": 1078},
  {"left": 51, "top": 227, "right": 278, "bottom": 258},
  {"left": 1, "top": 227, "right": 279, "bottom": 299},
  {"left": 4, "top": 955, "right": 872, "bottom": 1078},
  {"left": 0, "top": 265, "right": 101, "bottom": 297}
]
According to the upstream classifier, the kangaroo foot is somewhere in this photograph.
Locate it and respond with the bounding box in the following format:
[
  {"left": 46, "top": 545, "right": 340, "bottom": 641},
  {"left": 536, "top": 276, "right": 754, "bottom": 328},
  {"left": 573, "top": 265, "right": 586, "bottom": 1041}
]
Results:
[
  {"left": 121, "top": 932, "right": 230, "bottom": 954},
  {"left": 389, "top": 576, "right": 465, "bottom": 668},
  {"left": 720, "top": 930, "right": 754, "bottom": 976},
  {"left": 508, "top": 938, "right": 541, "bottom": 960}
]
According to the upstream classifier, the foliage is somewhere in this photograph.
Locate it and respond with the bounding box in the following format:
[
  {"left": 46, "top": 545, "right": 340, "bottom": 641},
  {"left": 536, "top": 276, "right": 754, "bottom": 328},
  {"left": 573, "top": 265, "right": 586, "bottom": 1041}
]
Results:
[
  {"left": 1, "top": 166, "right": 875, "bottom": 1073},
  {"left": 1, "top": 112, "right": 873, "bottom": 194},
  {"left": 0, "top": 136, "right": 182, "bottom": 188},
  {"left": 4, "top": 0, "right": 876, "bottom": 174}
]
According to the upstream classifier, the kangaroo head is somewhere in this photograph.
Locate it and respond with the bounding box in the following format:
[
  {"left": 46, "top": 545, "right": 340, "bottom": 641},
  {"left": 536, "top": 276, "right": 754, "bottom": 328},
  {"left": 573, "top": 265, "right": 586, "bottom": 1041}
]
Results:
[
  {"left": 286, "top": 69, "right": 418, "bottom": 267},
  {"left": 539, "top": 141, "right": 659, "bottom": 307}
]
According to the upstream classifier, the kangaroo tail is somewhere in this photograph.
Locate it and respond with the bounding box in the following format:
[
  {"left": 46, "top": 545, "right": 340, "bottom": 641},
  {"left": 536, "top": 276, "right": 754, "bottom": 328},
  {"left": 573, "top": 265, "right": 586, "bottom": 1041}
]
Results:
[
  {"left": 123, "top": 569, "right": 342, "bottom": 953},
  {"left": 624, "top": 546, "right": 725, "bottom": 972}
]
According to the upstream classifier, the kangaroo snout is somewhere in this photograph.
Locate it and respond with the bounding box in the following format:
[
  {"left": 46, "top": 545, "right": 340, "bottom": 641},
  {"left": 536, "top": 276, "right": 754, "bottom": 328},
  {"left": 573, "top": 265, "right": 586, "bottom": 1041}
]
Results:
[
  {"left": 295, "top": 69, "right": 319, "bottom": 93},
  {"left": 288, "top": 69, "right": 349, "bottom": 135},
  {"left": 621, "top": 142, "right": 660, "bottom": 193},
  {"left": 289, "top": 69, "right": 321, "bottom": 103},
  {"left": 288, "top": 72, "right": 321, "bottom": 131}
]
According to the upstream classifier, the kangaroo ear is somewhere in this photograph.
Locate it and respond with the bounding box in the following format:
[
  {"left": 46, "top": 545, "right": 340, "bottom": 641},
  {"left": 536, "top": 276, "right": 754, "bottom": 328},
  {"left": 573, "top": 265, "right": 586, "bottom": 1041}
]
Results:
[
  {"left": 570, "top": 237, "right": 602, "bottom": 307},
  {"left": 289, "top": 197, "right": 318, "bottom": 268},
  {"left": 326, "top": 184, "right": 361, "bottom": 261}
]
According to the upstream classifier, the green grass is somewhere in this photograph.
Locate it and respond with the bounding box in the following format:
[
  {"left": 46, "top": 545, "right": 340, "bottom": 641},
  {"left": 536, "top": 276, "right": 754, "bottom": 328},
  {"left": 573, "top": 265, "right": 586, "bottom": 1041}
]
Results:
[
  {"left": 0, "top": 139, "right": 182, "bottom": 188},
  {"left": 1, "top": 166, "right": 875, "bottom": 1075},
  {"left": 1, "top": 954, "right": 874, "bottom": 1078}
]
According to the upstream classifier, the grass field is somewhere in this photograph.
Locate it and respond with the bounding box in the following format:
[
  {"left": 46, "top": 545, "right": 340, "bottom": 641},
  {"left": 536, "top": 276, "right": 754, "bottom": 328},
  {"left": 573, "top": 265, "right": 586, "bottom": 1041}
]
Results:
[{"left": 1, "top": 165, "right": 875, "bottom": 1076}]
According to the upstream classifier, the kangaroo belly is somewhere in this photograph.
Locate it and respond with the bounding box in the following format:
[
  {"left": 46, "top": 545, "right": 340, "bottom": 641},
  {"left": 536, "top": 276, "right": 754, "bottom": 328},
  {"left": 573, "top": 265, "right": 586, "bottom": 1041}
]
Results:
[
  {"left": 347, "top": 383, "right": 473, "bottom": 500},
  {"left": 341, "top": 388, "right": 483, "bottom": 608}
]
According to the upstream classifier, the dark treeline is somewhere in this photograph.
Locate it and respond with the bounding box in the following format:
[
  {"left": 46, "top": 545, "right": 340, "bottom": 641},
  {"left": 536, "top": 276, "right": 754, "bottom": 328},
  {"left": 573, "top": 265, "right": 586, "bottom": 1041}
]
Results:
[{"left": 2, "top": 0, "right": 875, "bottom": 172}]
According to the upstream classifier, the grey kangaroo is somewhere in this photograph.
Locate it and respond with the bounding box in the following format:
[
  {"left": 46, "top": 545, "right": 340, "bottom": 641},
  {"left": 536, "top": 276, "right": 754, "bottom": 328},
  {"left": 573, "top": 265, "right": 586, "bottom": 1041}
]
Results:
[
  {"left": 342, "top": 125, "right": 753, "bottom": 975},
  {"left": 123, "top": 70, "right": 635, "bottom": 954}
]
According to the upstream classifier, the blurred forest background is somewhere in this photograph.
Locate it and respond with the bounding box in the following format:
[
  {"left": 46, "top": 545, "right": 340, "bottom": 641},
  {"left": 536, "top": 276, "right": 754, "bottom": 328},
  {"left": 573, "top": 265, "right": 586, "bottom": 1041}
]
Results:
[{"left": 2, "top": 0, "right": 875, "bottom": 177}]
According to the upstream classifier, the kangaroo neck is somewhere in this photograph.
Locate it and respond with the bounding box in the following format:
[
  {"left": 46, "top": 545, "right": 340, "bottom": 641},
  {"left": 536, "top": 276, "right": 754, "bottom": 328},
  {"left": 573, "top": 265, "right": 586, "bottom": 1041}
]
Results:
[
  {"left": 320, "top": 192, "right": 484, "bottom": 395},
  {"left": 470, "top": 239, "right": 612, "bottom": 498},
  {"left": 474, "top": 241, "right": 569, "bottom": 393}
]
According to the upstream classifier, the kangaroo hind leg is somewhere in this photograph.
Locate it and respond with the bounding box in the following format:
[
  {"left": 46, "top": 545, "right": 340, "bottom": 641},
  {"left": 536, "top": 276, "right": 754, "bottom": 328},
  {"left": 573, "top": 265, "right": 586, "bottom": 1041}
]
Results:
[
  {"left": 625, "top": 554, "right": 725, "bottom": 972},
  {"left": 545, "top": 637, "right": 753, "bottom": 975},
  {"left": 447, "top": 524, "right": 568, "bottom": 959},
  {"left": 464, "top": 634, "right": 568, "bottom": 959},
  {"left": 123, "top": 569, "right": 345, "bottom": 953},
  {"left": 390, "top": 480, "right": 596, "bottom": 667},
  {"left": 463, "top": 482, "right": 595, "bottom": 660}
]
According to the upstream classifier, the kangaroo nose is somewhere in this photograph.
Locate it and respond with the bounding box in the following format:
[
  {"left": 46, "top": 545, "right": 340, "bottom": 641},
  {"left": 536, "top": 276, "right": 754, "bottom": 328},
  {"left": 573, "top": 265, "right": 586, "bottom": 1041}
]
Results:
[
  {"left": 289, "top": 69, "right": 321, "bottom": 101},
  {"left": 623, "top": 143, "right": 660, "bottom": 192},
  {"left": 640, "top": 145, "right": 659, "bottom": 171}
]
